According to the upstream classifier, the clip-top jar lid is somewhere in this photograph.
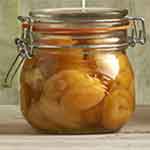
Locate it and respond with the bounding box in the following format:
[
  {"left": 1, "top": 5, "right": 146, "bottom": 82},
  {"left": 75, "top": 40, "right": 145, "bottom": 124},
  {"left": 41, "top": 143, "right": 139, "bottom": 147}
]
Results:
[
  {"left": 29, "top": 8, "right": 128, "bottom": 23},
  {"left": 26, "top": 8, "right": 130, "bottom": 33}
]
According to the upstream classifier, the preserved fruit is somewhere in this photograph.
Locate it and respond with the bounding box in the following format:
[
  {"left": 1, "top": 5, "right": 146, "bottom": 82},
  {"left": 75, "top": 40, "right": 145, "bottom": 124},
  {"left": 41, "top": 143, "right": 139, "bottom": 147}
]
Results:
[{"left": 20, "top": 46, "right": 135, "bottom": 132}]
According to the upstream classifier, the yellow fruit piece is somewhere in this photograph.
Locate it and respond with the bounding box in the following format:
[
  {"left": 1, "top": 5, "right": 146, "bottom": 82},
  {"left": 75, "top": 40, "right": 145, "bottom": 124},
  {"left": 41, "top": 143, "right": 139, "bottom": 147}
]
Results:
[
  {"left": 115, "top": 67, "right": 134, "bottom": 89},
  {"left": 20, "top": 82, "right": 59, "bottom": 130},
  {"left": 21, "top": 67, "right": 45, "bottom": 100},
  {"left": 38, "top": 70, "right": 83, "bottom": 128},
  {"left": 114, "top": 52, "right": 134, "bottom": 89},
  {"left": 101, "top": 88, "right": 133, "bottom": 130},
  {"left": 56, "top": 50, "right": 92, "bottom": 74},
  {"left": 39, "top": 95, "right": 82, "bottom": 129},
  {"left": 20, "top": 82, "right": 31, "bottom": 117},
  {"left": 38, "top": 70, "right": 106, "bottom": 129},
  {"left": 82, "top": 103, "right": 103, "bottom": 127},
  {"left": 20, "top": 82, "right": 60, "bottom": 130},
  {"left": 37, "top": 48, "right": 91, "bottom": 76},
  {"left": 44, "top": 70, "right": 95, "bottom": 91},
  {"left": 49, "top": 70, "right": 106, "bottom": 111},
  {"left": 128, "top": 79, "right": 135, "bottom": 111},
  {"left": 35, "top": 50, "right": 60, "bottom": 79},
  {"left": 62, "top": 81, "right": 105, "bottom": 111},
  {"left": 27, "top": 101, "right": 61, "bottom": 130},
  {"left": 23, "top": 68, "right": 44, "bottom": 88}
]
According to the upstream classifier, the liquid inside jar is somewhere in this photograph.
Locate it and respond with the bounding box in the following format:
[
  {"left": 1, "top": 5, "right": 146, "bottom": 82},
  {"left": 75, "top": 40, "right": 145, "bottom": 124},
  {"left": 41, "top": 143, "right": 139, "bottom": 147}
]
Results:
[{"left": 20, "top": 37, "right": 135, "bottom": 133}]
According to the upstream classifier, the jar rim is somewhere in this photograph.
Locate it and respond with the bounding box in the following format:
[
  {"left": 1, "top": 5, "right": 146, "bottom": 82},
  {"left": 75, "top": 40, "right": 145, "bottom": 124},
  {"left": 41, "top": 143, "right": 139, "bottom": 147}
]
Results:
[
  {"left": 29, "top": 8, "right": 128, "bottom": 23},
  {"left": 23, "top": 8, "right": 130, "bottom": 34}
]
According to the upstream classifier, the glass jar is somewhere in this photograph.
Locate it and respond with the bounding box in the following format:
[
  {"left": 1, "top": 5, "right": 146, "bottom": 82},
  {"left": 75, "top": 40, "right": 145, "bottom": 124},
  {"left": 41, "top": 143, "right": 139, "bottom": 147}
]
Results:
[{"left": 6, "top": 8, "right": 146, "bottom": 134}]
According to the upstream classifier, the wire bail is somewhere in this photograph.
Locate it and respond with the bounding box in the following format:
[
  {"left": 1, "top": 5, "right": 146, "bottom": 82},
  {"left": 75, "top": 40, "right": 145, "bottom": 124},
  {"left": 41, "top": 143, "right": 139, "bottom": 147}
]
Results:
[
  {"left": 128, "top": 17, "right": 146, "bottom": 47},
  {"left": 3, "top": 16, "right": 33, "bottom": 87}
]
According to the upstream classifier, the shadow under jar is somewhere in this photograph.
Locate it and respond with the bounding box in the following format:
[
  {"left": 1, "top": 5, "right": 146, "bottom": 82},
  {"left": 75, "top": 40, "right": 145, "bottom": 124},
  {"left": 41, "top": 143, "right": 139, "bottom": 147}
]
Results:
[{"left": 15, "top": 8, "right": 146, "bottom": 134}]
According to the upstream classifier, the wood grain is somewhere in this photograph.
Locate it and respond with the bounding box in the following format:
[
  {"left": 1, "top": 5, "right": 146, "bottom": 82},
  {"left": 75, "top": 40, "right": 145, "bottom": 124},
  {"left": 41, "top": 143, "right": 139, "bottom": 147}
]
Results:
[{"left": 0, "top": 134, "right": 150, "bottom": 150}]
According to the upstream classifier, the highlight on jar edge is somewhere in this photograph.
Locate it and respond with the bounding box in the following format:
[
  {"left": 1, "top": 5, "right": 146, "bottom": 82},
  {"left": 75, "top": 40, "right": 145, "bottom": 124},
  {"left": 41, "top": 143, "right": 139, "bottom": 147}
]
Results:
[{"left": 5, "top": 8, "right": 146, "bottom": 133}]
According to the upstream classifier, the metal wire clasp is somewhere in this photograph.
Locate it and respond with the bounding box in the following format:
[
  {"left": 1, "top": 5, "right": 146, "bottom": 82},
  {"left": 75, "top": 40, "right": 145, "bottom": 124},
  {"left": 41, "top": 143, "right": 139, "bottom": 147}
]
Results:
[
  {"left": 128, "top": 17, "right": 146, "bottom": 47},
  {"left": 3, "top": 16, "right": 33, "bottom": 87}
]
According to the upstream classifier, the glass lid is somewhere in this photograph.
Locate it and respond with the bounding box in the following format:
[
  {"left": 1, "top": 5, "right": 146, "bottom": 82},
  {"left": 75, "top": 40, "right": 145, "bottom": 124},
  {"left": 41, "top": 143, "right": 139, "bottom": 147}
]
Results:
[{"left": 29, "top": 8, "right": 128, "bottom": 22}]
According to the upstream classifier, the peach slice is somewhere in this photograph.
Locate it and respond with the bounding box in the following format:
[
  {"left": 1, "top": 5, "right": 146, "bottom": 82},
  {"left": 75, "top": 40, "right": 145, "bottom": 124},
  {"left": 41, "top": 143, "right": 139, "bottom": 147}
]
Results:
[
  {"left": 27, "top": 101, "right": 61, "bottom": 130},
  {"left": 39, "top": 94, "right": 82, "bottom": 129},
  {"left": 61, "top": 80, "right": 105, "bottom": 111},
  {"left": 82, "top": 102, "right": 103, "bottom": 127},
  {"left": 38, "top": 70, "right": 106, "bottom": 129},
  {"left": 114, "top": 52, "right": 134, "bottom": 89},
  {"left": 101, "top": 87, "right": 133, "bottom": 130}
]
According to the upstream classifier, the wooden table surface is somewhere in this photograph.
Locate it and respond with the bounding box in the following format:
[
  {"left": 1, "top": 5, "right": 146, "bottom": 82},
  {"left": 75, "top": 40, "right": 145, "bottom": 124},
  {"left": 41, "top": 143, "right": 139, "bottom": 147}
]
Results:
[{"left": 0, "top": 105, "right": 150, "bottom": 149}]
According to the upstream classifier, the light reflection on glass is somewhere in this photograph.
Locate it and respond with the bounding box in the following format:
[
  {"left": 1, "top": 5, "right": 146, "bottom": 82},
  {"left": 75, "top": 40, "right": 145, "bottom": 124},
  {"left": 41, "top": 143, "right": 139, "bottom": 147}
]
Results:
[{"left": 95, "top": 53, "right": 119, "bottom": 79}]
